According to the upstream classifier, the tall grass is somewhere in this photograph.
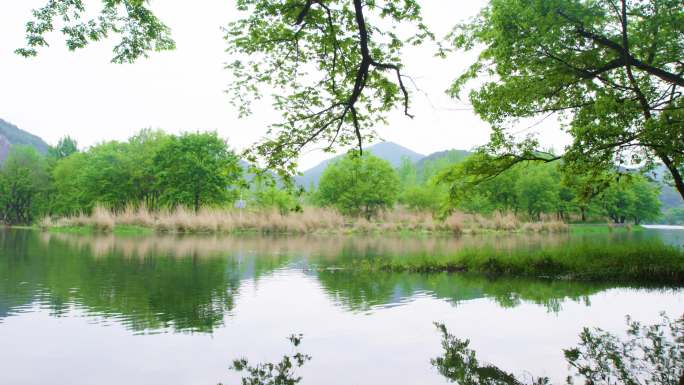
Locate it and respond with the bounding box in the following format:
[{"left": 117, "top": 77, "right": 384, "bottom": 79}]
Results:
[
  {"left": 331, "top": 241, "right": 684, "bottom": 284},
  {"left": 40, "top": 205, "right": 569, "bottom": 235}
]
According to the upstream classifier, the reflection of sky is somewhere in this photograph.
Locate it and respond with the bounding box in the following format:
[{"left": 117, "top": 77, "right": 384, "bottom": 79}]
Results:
[
  {"left": 1, "top": 269, "right": 683, "bottom": 385},
  {"left": 643, "top": 227, "right": 684, "bottom": 247},
  {"left": 2, "top": 229, "right": 684, "bottom": 385}
]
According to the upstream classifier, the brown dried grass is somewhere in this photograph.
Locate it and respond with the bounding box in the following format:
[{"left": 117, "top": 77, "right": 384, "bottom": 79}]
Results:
[{"left": 42, "top": 205, "right": 568, "bottom": 234}]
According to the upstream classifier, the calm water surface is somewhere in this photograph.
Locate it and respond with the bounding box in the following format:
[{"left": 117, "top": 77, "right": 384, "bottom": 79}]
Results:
[{"left": 0, "top": 229, "right": 682, "bottom": 385}]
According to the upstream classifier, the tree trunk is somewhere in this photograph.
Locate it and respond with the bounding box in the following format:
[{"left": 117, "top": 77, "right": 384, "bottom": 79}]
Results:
[
  {"left": 660, "top": 154, "right": 684, "bottom": 200},
  {"left": 580, "top": 207, "right": 587, "bottom": 222}
]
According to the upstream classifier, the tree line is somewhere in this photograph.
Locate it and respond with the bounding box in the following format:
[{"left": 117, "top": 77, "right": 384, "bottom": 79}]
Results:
[
  {"left": 312, "top": 150, "right": 661, "bottom": 224},
  {"left": 0, "top": 131, "right": 663, "bottom": 225},
  {"left": 0, "top": 130, "right": 248, "bottom": 224}
]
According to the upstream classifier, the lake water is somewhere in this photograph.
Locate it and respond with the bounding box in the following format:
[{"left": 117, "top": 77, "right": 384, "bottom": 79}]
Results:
[{"left": 1, "top": 228, "right": 683, "bottom": 385}]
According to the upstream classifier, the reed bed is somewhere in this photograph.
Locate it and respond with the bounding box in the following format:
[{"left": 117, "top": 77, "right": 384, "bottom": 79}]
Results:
[{"left": 40, "top": 205, "right": 569, "bottom": 235}]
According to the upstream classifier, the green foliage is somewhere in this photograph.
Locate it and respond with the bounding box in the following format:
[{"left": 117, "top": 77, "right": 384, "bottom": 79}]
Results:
[
  {"left": 414, "top": 150, "right": 472, "bottom": 185},
  {"left": 333, "top": 240, "right": 684, "bottom": 284},
  {"left": 516, "top": 166, "right": 559, "bottom": 220},
  {"left": 400, "top": 184, "right": 447, "bottom": 213},
  {"left": 225, "top": 0, "right": 433, "bottom": 173},
  {"left": 16, "top": 0, "right": 175, "bottom": 63},
  {"left": 451, "top": 0, "right": 684, "bottom": 200},
  {"left": 51, "top": 151, "right": 92, "bottom": 215},
  {"left": 662, "top": 207, "right": 684, "bottom": 225},
  {"left": 317, "top": 152, "right": 400, "bottom": 219},
  {"left": 396, "top": 151, "right": 469, "bottom": 214},
  {"left": 251, "top": 174, "right": 302, "bottom": 214},
  {"left": 0, "top": 146, "right": 50, "bottom": 224},
  {"left": 48, "top": 130, "right": 243, "bottom": 217},
  {"left": 154, "top": 132, "right": 242, "bottom": 212},
  {"left": 438, "top": 151, "right": 662, "bottom": 224},
  {"left": 47, "top": 136, "right": 78, "bottom": 160},
  {"left": 228, "top": 335, "right": 311, "bottom": 385},
  {"left": 50, "top": 131, "right": 172, "bottom": 215},
  {"left": 598, "top": 175, "right": 661, "bottom": 224}
]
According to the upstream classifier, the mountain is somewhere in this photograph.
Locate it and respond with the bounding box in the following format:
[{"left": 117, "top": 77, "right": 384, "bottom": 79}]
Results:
[
  {"left": 0, "top": 119, "right": 50, "bottom": 163},
  {"left": 412, "top": 149, "right": 473, "bottom": 183},
  {"left": 296, "top": 142, "right": 425, "bottom": 188},
  {"left": 645, "top": 164, "right": 684, "bottom": 210}
]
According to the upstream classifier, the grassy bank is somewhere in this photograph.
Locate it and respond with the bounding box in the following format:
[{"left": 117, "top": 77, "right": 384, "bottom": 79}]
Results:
[
  {"left": 324, "top": 241, "right": 684, "bottom": 284},
  {"left": 569, "top": 223, "right": 642, "bottom": 234},
  {"left": 46, "top": 224, "right": 155, "bottom": 235},
  {"left": 39, "top": 206, "right": 569, "bottom": 235}
]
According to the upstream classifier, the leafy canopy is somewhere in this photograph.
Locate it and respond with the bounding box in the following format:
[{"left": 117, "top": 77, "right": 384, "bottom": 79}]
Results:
[
  {"left": 0, "top": 146, "right": 50, "bottom": 224},
  {"left": 154, "top": 132, "right": 243, "bottom": 212},
  {"left": 317, "top": 151, "right": 400, "bottom": 219},
  {"left": 225, "top": 0, "right": 433, "bottom": 173},
  {"left": 450, "top": 0, "right": 684, "bottom": 199},
  {"left": 16, "top": 0, "right": 175, "bottom": 63}
]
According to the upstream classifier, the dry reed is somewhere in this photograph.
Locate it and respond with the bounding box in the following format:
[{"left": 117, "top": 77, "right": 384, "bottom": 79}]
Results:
[{"left": 41, "top": 205, "right": 568, "bottom": 235}]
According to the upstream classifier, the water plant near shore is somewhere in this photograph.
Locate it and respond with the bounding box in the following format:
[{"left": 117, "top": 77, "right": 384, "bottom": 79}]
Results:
[{"left": 321, "top": 241, "right": 684, "bottom": 284}]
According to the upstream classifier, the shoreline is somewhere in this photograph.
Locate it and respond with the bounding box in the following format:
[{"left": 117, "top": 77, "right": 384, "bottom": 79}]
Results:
[{"left": 33, "top": 222, "right": 641, "bottom": 236}]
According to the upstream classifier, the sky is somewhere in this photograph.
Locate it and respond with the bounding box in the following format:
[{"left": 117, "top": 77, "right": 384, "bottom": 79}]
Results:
[{"left": 0, "top": 0, "right": 570, "bottom": 170}]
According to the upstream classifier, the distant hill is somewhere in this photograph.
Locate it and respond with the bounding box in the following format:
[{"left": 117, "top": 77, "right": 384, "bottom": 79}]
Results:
[
  {"left": 0, "top": 119, "right": 49, "bottom": 163},
  {"left": 296, "top": 142, "right": 425, "bottom": 188},
  {"left": 644, "top": 164, "right": 684, "bottom": 210},
  {"left": 410, "top": 149, "right": 473, "bottom": 184}
]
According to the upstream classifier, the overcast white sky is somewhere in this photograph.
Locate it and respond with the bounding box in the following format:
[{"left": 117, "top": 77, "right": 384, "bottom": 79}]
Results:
[{"left": 0, "top": 0, "right": 570, "bottom": 170}]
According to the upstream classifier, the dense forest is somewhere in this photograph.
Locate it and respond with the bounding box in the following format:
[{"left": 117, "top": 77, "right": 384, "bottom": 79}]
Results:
[{"left": 0, "top": 129, "right": 667, "bottom": 227}]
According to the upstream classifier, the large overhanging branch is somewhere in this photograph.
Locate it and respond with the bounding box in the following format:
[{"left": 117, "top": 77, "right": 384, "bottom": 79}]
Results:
[
  {"left": 557, "top": 9, "right": 684, "bottom": 88},
  {"left": 226, "top": 0, "right": 428, "bottom": 173},
  {"left": 293, "top": 0, "right": 414, "bottom": 155}
]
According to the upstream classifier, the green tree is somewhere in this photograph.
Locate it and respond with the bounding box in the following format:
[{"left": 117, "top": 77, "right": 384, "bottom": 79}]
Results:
[
  {"left": 251, "top": 173, "right": 302, "bottom": 214},
  {"left": 80, "top": 141, "right": 138, "bottom": 211},
  {"left": 599, "top": 175, "right": 661, "bottom": 224},
  {"left": 628, "top": 176, "right": 661, "bottom": 224},
  {"left": 0, "top": 146, "right": 49, "bottom": 224},
  {"left": 397, "top": 157, "right": 418, "bottom": 189},
  {"left": 154, "top": 132, "right": 242, "bottom": 212},
  {"left": 48, "top": 136, "right": 78, "bottom": 160},
  {"left": 51, "top": 151, "right": 91, "bottom": 215},
  {"left": 450, "top": 0, "right": 684, "bottom": 200},
  {"left": 516, "top": 166, "right": 559, "bottom": 220},
  {"left": 126, "top": 129, "right": 171, "bottom": 210},
  {"left": 317, "top": 152, "right": 400, "bottom": 219},
  {"left": 400, "top": 184, "right": 447, "bottom": 213},
  {"left": 438, "top": 153, "right": 522, "bottom": 215}
]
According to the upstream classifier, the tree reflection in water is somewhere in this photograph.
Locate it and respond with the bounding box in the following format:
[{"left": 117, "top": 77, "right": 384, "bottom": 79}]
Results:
[
  {"left": 226, "top": 315, "right": 683, "bottom": 385},
  {"left": 432, "top": 314, "right": 683, "bottom": 385}
]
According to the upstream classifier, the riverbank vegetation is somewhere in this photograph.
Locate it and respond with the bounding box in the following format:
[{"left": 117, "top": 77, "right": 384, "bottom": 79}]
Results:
[
  {"left": 39, "top": 205, "right": 568, "bottom": 235},
  {"left": 322, "top": 241, "right": 684, "bottom": 284},
  {"left": 0, "top": 130, "right": 664, "bottom": 233}
]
